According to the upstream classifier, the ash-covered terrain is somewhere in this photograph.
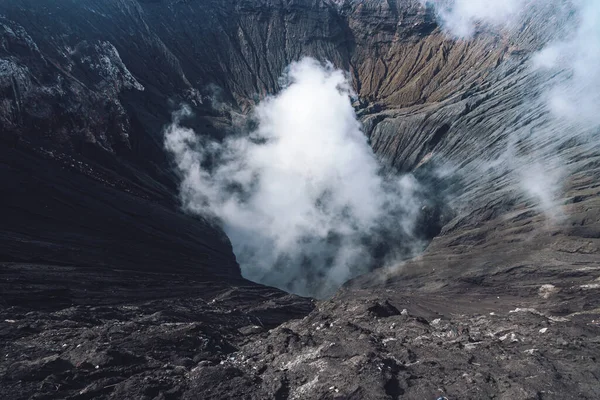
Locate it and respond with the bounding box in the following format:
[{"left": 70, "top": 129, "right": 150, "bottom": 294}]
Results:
[{"left": 1, "top": 0, "right": 599, "bottom": 399}]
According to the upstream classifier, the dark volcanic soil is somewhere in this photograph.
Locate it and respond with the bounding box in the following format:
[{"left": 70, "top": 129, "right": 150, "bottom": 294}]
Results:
[
  {"left": 0, "top": 262, "right": 314, "bottom": 400},
  {"left": 1, "top": 265, "right": 598, "bottom": 399}
]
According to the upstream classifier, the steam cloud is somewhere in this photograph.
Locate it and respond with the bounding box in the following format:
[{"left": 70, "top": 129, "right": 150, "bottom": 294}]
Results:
[
  {"left": 164, "top": 2, "right": 600, "bottom": 295},
  {"left": 164, "top": 58, "right": 425, "bottom": 297},
  {"left": 533, "top": 0, "right": 600, "bottom": 127},
  {"left": 423, "top": 0, "right": 600, "bottom": 219},
  {"left": 424, "top": 0, "right": 600, "bottom": 127},
  {"left": 420, "top": 0, "right": 526, "bottom": 38}
]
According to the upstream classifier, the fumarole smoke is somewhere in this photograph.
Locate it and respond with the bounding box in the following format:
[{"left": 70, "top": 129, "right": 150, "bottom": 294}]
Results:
[
  {"left": 422, "top": 0, "right": 600, "bottom": 220},
  {"left": 164, "top": 58, "right": 426, "bottom": 298}
]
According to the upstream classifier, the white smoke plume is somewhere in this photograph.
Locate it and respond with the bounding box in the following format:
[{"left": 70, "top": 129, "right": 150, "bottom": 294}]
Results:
[
  {"left": 164, "top": 58, "right": 426, "bottom": 297},
  {"left": 420, "top": 0, "right": 527, "bottom": 38},
  {"left": 423, "top": 0, "right": 600, "bottom": 219},
  {"left": 423, "top": 0, "right": 600, "bottom": 128},
  {"left": 533, "top": 0, "right": 600, "bottom": 127}
]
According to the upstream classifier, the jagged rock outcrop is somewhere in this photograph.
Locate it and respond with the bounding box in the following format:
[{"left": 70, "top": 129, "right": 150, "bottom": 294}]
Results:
[{"left": 1, "top": 0, "right": 599, "bottom": 399}]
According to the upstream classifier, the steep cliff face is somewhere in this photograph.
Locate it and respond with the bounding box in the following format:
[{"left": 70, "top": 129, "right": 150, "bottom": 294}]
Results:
[
  {"left": 2, "top": 0, "right": 598, "bottom": 289},
  {"left": 1, "top": 1, "right": 599, "bottom": 399},
  {"left": 0, "top": 0, "right": 450, "bottom": 297}
]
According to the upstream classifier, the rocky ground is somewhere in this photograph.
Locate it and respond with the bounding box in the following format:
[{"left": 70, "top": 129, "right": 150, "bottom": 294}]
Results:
[
  {"left": 234, "top": 292, "right": 600, "bottom": 399},
  {"left": 2, "top": 266, "right": 598, "bottom": 399},
  {"left": 0, "top": 263, "right": 314, "bottom": 400}
]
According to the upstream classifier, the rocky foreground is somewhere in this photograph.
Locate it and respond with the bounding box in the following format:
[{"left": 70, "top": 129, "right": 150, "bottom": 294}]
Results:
[{"left": 1, "top": 263, "right": 598, "bottom": 399}]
